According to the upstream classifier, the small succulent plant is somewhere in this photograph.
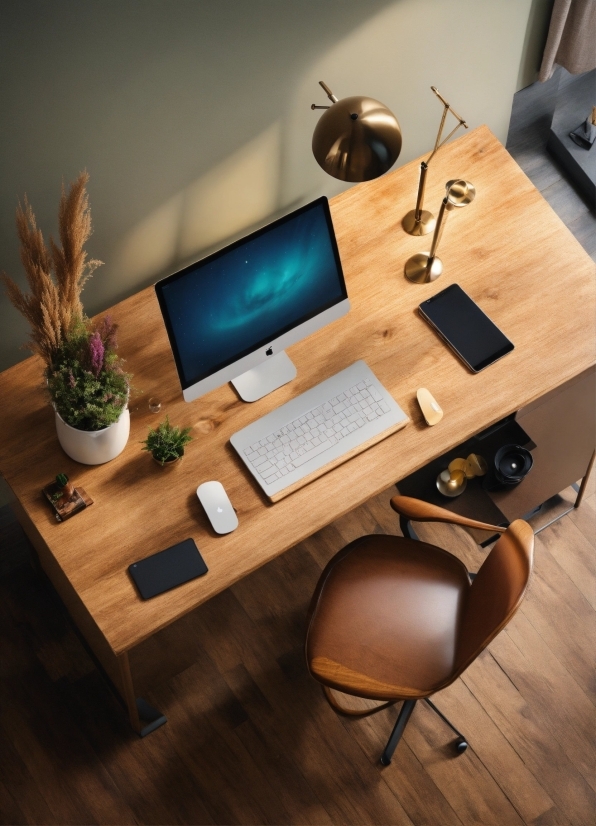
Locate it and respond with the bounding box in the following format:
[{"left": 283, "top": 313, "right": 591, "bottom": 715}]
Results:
[
  {"left": 52, "top": 473, "right": 75, "bottom": 502},
  {"left": 141, "top": 416, "right": 192, "bottom": 466}
]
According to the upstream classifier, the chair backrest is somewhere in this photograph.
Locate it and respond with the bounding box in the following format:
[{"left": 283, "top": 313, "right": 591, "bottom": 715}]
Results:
[{"left": 453, "top": 519, "right": 534, "bottom": 676}]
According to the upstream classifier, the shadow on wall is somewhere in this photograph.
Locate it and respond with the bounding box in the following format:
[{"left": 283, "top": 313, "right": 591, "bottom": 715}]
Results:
[
  {"left": 0, "top": 0, "right": 533, "bottom": 371},
  {"left": 108, "top": 0, "right": 532, "bottom": 302},
  {"left": 111, "top": 123, "right": 283, "bottom": 286}
]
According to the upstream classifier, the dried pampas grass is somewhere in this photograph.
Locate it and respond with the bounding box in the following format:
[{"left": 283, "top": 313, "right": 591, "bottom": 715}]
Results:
[{"left": 1, "top": 171, "right": 102, "bottom": 366}]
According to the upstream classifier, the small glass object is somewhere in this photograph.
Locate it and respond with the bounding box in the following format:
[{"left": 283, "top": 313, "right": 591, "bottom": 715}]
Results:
[{"left": 148, "top": 397, "right": 161, "bottom": 413}]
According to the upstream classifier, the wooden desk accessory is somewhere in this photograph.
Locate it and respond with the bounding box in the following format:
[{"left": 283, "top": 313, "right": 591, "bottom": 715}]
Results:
[{"left": 43, "top": 473, "right": 94, "bottom": 522}]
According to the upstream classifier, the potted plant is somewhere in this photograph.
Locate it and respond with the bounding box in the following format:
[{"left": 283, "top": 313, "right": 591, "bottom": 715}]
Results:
[
  {"left": 52, "top": 473, "right": 75, "bottom": 503},
  {"left": 141, "top": 416, "right": 192, "bottom": 466},
  {"left": 1, "top": 172, "right": 132, "bottom": 464}
]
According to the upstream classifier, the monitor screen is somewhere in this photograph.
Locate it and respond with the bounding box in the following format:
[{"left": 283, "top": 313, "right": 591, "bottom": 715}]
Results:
[{"left": 155, "top": 197, "right": 348, "bottom": 399}]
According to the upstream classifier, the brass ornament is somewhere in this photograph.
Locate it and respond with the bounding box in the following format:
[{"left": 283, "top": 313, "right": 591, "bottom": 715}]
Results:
[
  {"left": 436, "top": 453, "right": 487, "bottom": 497},
  {"left": 311, "top": 81, "right": 402, "bottom": 182}
]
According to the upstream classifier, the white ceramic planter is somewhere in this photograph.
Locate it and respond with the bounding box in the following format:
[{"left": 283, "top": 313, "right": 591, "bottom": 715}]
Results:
[{"left": 55, "top": 407, "right": 130, "bottom": 465}]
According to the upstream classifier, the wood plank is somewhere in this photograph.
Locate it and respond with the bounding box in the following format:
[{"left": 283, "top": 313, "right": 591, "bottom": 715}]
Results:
[
  {"left": 568, "top": 491, "right": 596, "bottom": 547},
  {"left": 402, "top": 692, "right": 525, "bottom": 826},
  {"left": 462, "top": 650, "right": 596, "bottom": 825},
  {"left": 0, "top": 600, "right": 138, "bottom": 825},
  {"left": 273, "top": 647, "right": 419, "bottom": 826},
  {"left": 537, "top": 508, "right": 596, "bottom": 608},
  {"left": 419, "top": 676, "right": 554, "bottom": 824},
  {"left": 221, "top": 663, "right": 334, "bottom": 826},
  {"left": 491, "top": 616, "right": 596, "bottom": 791},
  {"left": 0, "top": 735, "right": 55, "bottom": 826},
  {"left": 520, "top": 531, "right": 596, "bottom": 699}
]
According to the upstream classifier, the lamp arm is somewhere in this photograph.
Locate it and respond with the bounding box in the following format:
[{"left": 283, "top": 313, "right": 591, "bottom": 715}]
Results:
[
  {"left": 319, "top": 81, "right": 338, "bottom": 103},
  {"left": 429, "top": 105, "right": 449, "bottom": 159},
  {"left": 424, "top": 86, "right": 468, "bottom": 165},
  {"left": 406, "top": 87, "right": 468, "bottom": 232}
]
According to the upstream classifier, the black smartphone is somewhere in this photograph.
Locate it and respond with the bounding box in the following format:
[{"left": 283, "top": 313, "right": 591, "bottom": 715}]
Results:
[
  {"left": 129, "top": 538, "right": 208, "bottom": 599},
  {"left": 419, "top": 284, "right": 514, "bottom": 373}
]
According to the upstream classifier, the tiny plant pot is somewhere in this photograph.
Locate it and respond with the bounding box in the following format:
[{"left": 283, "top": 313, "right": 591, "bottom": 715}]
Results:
[
  {"left": 61, "top": 482, "right": 76, "bottom": 500},
  {"left": 152, "top": 449, "right": 184, "bottom": 468}
]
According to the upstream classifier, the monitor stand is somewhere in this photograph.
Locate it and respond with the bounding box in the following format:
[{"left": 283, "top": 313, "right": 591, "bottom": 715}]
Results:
[{"left": 231, "top": 351, "right": 297, "bottom": 402}]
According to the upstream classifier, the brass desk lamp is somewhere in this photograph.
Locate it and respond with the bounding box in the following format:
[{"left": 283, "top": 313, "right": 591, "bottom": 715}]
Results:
[
  {"left": 404, "top": 179, "right": 475, "bottom": 283},
  {"left": 311, "top": 81, "right": 402, "bottom": 182},
  {"left": 402, "top": 87, "right": 468, "bottom": 236}
]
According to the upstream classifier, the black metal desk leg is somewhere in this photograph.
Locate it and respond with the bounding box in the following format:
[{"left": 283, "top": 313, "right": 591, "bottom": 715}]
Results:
[{"left": 118, "top": 653, "right": 167, "bottom": 737}]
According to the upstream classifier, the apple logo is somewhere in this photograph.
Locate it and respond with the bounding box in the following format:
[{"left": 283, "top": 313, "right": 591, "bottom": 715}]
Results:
[
  {"left": 217, "top": 507, "right": 223, "bottom": 512},
  {"left": 265, "top": 346, "right": 273, "bottom": 356}
]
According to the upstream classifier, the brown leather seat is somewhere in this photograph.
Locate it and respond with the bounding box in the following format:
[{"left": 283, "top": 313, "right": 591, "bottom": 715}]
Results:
[{"left": 305, "top": 495, "right": 534, "bottom": 765}]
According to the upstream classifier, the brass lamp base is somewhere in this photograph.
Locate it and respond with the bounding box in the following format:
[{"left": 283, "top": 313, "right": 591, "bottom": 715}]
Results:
[
  {"left": 404, "top": 253, "right": 443, "bottom": 283},
  {"left": 402, "top": 209, "right": 436, "bottom": 236}
]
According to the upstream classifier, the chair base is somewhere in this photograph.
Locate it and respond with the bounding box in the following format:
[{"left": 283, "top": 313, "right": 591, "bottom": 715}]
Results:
[
  {"left": 381, "top": 699, "right": 416, "bottom": 765},
  {"left": 380, "top": 697, "right": 469, "bottom": 765},
  {"left": 321, "top": 684, "right": 469, "bottom": 765}
]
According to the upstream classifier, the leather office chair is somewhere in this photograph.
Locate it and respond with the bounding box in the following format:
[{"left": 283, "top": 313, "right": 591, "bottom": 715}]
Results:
[{"left": 305, "top": 495, "right": 534, "bottom": 765}]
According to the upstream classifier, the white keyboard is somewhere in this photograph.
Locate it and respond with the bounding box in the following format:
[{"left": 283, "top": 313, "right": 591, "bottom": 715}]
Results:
[{"left": 230, "top": 361, "right": 408, "bottom": 501}]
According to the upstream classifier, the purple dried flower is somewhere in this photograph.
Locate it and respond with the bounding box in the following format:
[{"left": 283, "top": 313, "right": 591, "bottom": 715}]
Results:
[
  {"left": 89, "top": 332, "right": 105, "bottom": 377},
  {"left": 96, "top": 315, "right": 118, "bottom": 351},
  {"left": 68, "top": 369, "right": 76, "bottom": 389}
]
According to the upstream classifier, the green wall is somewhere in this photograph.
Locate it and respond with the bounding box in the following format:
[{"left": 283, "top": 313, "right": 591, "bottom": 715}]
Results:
[{"left": 0, "top": 0, "right": 544, "bottom": 374}]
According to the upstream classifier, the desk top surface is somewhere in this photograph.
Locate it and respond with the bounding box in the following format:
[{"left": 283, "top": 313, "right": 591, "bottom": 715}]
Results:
[{"left": 1, "top": 126, "right": 594, "bottom": 655}]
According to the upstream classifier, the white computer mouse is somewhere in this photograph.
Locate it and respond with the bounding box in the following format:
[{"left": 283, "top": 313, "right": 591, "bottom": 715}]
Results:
[{"left": 196, "top": 481, "right": 239, "bottom": 534}]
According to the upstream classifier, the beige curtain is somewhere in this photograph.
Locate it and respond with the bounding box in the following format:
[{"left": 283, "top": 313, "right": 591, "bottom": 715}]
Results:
[{"left": 539, "top": 0, "right": 596, "bottom": 81}]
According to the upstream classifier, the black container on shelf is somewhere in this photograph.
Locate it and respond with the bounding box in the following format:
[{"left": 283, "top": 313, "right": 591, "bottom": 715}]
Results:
[{"left": 493, "top": 444, "right": 533, "bottom": 486}]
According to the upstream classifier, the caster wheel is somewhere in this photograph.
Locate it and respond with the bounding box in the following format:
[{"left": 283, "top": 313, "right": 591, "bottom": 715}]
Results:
[
  {"left": 380, "top": 755, "right": 392, "bottom": 766},
  {"left": 455, "top": 737, "right": 468, "bottom": 754}
]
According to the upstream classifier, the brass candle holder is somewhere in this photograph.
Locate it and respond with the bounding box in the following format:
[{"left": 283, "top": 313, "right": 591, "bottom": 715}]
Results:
[
  {"left": 436, "top": 453, "right": 487, "bottom": 498},
  {"left": 402, "top": 87, "right": 468, "bottom": 237},
  {"left": 404, "top": 179, "right": 475, "bottom": 284}
]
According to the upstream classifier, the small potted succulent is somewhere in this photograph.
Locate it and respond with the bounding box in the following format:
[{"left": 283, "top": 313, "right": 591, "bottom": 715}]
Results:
[
  {"left": 52, "top": 473, "right": 76, "bottom": 503},
  {"left": 141, "top": 416, "right": 192, "bottom": 467}
]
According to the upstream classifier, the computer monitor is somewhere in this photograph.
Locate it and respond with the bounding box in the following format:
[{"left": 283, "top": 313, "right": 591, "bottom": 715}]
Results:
[{"left": 154, "top": 197, "right": 350, "bottom": 402}]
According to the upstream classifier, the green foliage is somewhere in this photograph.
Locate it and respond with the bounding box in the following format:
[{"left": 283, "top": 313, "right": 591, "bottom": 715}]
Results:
[
  {"left": 141, "top": 416, "right": 192, "bottom": 465},
  {"left": 47, "top": 319, "right": 131, "bottom": 431},
  {"left": 56, "top": 473, "right": 69, "bottom": 487}
]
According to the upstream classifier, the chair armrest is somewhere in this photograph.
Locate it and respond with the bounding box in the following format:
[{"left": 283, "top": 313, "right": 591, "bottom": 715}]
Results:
[{"left": 390, "top": 495, "right": 506, "bottom": 534}]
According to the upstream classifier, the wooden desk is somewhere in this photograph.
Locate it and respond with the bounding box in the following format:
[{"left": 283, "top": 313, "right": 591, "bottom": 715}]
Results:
[{"left": 0, "top": 126, "right": 594, "bottom": 734}]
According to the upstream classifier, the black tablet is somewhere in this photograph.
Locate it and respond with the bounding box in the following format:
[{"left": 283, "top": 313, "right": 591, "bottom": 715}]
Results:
[
  {"left": 129, "top": 538, "right": 208, "bottom": 599},
  {"left": 419, "top": 284, "right": 514, "bottom": 373}
]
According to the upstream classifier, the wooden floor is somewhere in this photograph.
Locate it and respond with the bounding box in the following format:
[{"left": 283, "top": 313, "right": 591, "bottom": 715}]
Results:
[
  {"left": 0, "top": 473, "right": 595, "bottom": 826},
  {"left": 1, "top": 77, "right": 595, "bottom": 825}
]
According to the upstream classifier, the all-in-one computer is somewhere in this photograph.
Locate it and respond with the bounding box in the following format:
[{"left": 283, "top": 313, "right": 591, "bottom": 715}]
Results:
[
  {"left": 155, "top": 197, "right": 349, "bottom": 403},
  {"left": 155, "top": 197, "right": 408, "bottom": 499}
]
